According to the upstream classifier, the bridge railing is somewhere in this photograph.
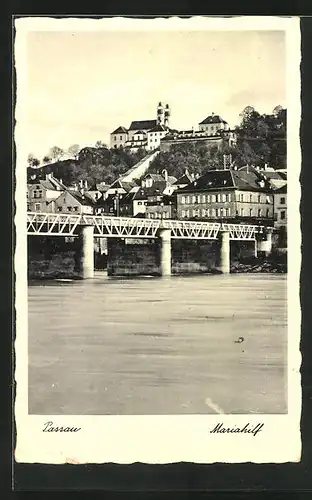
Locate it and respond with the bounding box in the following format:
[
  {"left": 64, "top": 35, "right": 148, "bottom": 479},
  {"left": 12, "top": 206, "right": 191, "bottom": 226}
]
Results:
[{"left": 26, "top": 212, "right": 269, "bottom": 240}]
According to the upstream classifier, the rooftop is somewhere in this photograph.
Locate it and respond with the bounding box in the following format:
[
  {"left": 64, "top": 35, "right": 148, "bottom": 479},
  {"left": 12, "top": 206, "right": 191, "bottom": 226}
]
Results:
[
  {"left": 177, "top": 169, "right": 271, "bottom": 193},
  {"left": 111, "top": 126, "right": 128, "bottom": 134},
  {"left": 199, "top": 114, "right": 228, "bottom": 125},
  {"left": 129, "top": 119, "right": 157, "bottom": 131}
]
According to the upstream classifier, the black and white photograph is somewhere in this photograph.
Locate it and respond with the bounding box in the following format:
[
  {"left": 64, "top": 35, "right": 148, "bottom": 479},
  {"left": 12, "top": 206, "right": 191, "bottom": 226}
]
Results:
[{"left": 14, "top": 16, "right": 301, "bottom": 464}]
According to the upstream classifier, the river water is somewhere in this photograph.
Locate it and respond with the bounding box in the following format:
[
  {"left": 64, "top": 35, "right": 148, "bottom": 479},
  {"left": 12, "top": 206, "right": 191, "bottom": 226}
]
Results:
[{"left": 28, "top": 272, "right": 287, "bottom": 415}]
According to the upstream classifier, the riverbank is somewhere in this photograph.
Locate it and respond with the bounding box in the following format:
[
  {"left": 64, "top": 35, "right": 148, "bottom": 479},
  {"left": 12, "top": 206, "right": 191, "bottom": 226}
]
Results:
[{"left": 28, "top": 253, "right": 286, "bottom": 280}]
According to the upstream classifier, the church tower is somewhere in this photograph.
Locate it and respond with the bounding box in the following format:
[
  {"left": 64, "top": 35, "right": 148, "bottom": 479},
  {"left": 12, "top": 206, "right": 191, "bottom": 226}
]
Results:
[
  {"left": 164, "top": 103, "right": 170, "bottom": 127},
  {"left": 157, "top": 102, "right": 164, "bottom": 125}
]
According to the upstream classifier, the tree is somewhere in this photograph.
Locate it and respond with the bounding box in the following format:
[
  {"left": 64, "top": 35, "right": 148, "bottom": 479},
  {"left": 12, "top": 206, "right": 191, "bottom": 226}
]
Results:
[
  {"left": 49, "top": 146, "right": 64, "bottom": 162},
  {"left": 27, "top": 153, "right": 40, "bottom": 168},
  {"left": 95, "top": 140, "right": 107, "bottom": 148},
  {"left": 42, "top": 155, "right": 52, "bottom": 164},
  {"left": 67, "top": 144, "right": 80, "bottom": 160}
]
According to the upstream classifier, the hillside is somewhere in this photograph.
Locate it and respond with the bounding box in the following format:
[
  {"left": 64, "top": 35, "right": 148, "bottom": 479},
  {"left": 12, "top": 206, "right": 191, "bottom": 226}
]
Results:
[{"left": 27, "top": 147, "right": 147, "bottom": 186}]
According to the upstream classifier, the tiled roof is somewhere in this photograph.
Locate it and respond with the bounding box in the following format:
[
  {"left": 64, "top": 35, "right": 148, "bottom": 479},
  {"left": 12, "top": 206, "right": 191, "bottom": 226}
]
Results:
[
  {"left": 199, "top": 114, "right": 228, "bottom": 125},
  {"left": 177, "top": 169, "right": 271, "bottom": 193},
  {"left": 129, "top": 120, "right": 157, "bottom": 131},
  {"left": 67, "top": 190, "right": 96, "bottom": 206},
  {"left": 111, "top": 126, "right": 128, "bottom": 134}
]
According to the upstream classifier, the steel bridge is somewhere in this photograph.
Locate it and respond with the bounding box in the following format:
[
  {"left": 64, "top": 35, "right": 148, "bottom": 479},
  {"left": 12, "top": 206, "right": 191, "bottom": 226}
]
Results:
[{"left": 26, "top": 212, "right": 268, "bottom": 240}]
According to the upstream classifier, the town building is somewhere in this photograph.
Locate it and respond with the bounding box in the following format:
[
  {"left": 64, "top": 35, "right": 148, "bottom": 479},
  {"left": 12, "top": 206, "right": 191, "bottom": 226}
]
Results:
[
  {"left": 54, "top": 188, "right": 95, "bottom": 215},
  {"left": 27, "top": 173, "right": 66, "bottom": 212},
  {"left": 110, "top": 102, "right": 171, "bottom": 151},
  {"left": 176, "top": 168, "right": 274, "bottom": 223},
  {"left": 198, "top": 113, "right": 230, "bottom": 134},
  {"left": 172, "top": 169, "right": 195, "bottom": 190},
  {"left": 238, "top": 165, "right": 287, "bottom": 190},
  {"left": 273, "top": 184, "right": 287, "bottom": 228}
]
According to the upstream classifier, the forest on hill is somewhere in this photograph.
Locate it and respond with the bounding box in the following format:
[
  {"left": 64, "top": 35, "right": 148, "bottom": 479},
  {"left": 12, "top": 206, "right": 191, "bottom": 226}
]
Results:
[{"left": 27, "top": 106, "right": 286, "bottom": 186}]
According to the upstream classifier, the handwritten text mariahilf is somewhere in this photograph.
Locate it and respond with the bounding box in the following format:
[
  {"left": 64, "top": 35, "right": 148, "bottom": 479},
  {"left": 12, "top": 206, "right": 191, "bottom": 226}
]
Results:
[{"left": 210, "top": 422, "right": 264, "bottom": 437}]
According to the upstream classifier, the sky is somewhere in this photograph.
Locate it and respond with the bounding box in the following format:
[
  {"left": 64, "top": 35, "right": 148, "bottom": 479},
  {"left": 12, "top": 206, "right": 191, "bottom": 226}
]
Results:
[{"left": 24, "top": 29, "right": 286, "bottom": 159}]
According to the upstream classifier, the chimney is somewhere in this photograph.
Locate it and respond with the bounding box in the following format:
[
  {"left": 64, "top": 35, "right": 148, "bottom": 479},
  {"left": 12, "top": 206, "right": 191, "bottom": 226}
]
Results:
[
  {"left": 46, "top": 173, "right": 52, "bottom": 181},
  {"left": 79, "top": 179, "right": 83, "bottom": 188},
  {"left": 162, "top": 169, "right": 169, "bottom": 183},
  {"left": 184, "top": 168, "right": 189, "bottom": 176},
  {"left": 211, "top": 112, "right": 215, "bottom": 116},
  {"left": 74, "top": 183, "right": 78, "bottom": 191},
  {"left": 84, "top": 179, "right": 88, "bottom": 189},
  {"left": 80, "top": 187, "right": 85, "bottom": 197},
  {"left": 195, "top": 173, "right": 200, "bottom": 179}
]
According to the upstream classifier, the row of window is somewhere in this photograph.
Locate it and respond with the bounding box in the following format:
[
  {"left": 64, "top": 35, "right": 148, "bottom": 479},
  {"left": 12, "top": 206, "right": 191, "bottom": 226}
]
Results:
[
  {"left": 181, "top": 207, "right": 272, "bottom": 218},
  {"left": 180, "top": 193, "right": 271, "bottom": 204},
  {"left": 57, "top": 206, "right": 79, "bottom": 212},
  {"left": 147, "top": 212, "right": 170, "bottom": 219}
]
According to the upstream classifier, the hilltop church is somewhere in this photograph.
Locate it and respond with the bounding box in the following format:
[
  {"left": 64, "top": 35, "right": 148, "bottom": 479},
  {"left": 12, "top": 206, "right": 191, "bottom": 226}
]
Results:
[{"left": 110, "top": 102, "right": 171, "bottom": 152}]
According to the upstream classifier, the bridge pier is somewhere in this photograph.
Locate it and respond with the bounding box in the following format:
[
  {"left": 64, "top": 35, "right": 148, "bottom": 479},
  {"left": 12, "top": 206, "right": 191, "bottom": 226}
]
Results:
[
  {"left": 159, "top": 228, "right": 171, "bottom": 276},
  {"left": 219, "top": 231, "right": 230, "bottom": 274},
  {"left": 79, "top": 225, "right": 94, "bottom": 279},
  {"left": 257, "top": 230, "right": 273, "bottom": 256}
]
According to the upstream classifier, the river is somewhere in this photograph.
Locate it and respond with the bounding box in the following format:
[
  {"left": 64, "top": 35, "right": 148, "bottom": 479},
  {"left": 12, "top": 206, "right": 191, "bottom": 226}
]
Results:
[{"left": 28, "top": 272, "right": 287, "bottom": 415}]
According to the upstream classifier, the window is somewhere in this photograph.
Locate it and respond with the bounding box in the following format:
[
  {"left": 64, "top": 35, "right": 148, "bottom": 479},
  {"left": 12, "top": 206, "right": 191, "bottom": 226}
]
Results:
[
  {"left": 220, "top": 208, "right": 224, "bottom": 217},
  {"left": 120, "top": 136, "right": 122, "bottom": 140},
  {"left": 222, "top": 194, "right": 226, "bottom": 202},
  {"left": 67, "top": 206, "right": 72, "bottom": 212},
  {"left": 201, "top": 195, "right": 206, "bottom": 203},
  {"left": 207, "top": 208, "right": 210, "bottom": 216},
  {"left": 138, "top": 202, "right": 142, "bottom": 205},
  {"left": 114, "top": 136, "right": 117, "bottom": 140},
  {"left": 228, "top": 193, "right": 231, "bottom": 202},
  {"left": 192, "top": 195, "right": 196, "bottom": 204},
  {"left": 258, "top": 209, "right": 262, "bottom": 217},
  {"left": 186, "top": 195, "right": 190, "bottom": 204},
  {"left": 202, "top": 209, "right": 206, "bottom": 217},
  {"left": 73, "top": 207, "right": 78, "bottom": 212},
  {"left": 240, "top": 208, "right": 244, "bottom": 216},
  {"left": 249, "top": 208, "right": 253, "bottom": 217},
  {"left": 249, "top": 194, "right": 253, "bottom": 202},
  {"left": 35, "top": 203, "right": 41, "bottom": 211},
  {"left": 280, "top": 210, "right": 286, "bottom": 220},
  {"left": 217, "top": 194, "right": 221, "bottom": 202},
  {"left": 280, "top": 197, "right": 286, "bottom": 205},
  {"left": 211, "top": 208, "right": 215, "bottom": 217},
  {"left": 207, "top": 194, "right": 211, "bottom": 203},
  {"left": 211, "top": 194, "right": 216, "bottom": 203},
  {"left": 196, "top": 195, "right": 200, "bottom": 203},
  {"left": 186, "top": 210, "right": 190, "bottom": 218},
  {"left": 182, "top": 210, "right": 186, "bottom": 218},
  {"left": 240, "top": 194, "right": 244, "bottom": 202},
  {"left": 266, "top": 209, "right": 270, "bottom": 217},
  {"left": 181, "top": 196, "right": 186, "bottom": 204},
  {"left": 228, "top": 207, "right": 231, "bottom": 216},
  {"left": 258, "top": 194, "right": 261, "bottom": 203},
  {"left": 57, "top": 207, "right": 62, "bottom": 212}
]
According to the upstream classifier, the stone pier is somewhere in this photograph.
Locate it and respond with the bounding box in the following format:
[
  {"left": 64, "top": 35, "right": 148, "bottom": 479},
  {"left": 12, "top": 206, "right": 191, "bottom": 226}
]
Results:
[
  {"left": 159, "top": 228, "right": 172, "bottom": 276},
  {"left": 257, "top": 230, "right": 273, "bottom": 257},
  {"left": 219, "top": 231, "right": 230, "bottom": 274},
  {"left": 79, "top": 225, "right": 94, "bottom": 279}
]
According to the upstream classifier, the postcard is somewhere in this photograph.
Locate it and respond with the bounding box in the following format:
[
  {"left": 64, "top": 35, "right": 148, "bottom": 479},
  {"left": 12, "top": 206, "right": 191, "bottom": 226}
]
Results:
[{"left": 14, "top": 15, "right": 301, "bottom": 465}]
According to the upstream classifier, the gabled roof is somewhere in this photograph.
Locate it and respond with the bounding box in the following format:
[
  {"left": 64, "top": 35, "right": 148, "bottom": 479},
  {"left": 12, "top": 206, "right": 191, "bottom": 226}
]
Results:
[
  {"left": 129, "top": 120, "right": 157, "bottom": 131},
  {"left": 111, "top": 126, "right": 128, "bottom": 134},
  {"left": 174, "top": 171, "right": 194, "bottom": 185},
  {"left": 199, "top": 114, "right": 228, "bottom": 125},
  {"left": 66, "top": 190, "right": 96, "bottom": 206},
  {"left": 134, "top": 129, "right": 146, "bottom": 134}
]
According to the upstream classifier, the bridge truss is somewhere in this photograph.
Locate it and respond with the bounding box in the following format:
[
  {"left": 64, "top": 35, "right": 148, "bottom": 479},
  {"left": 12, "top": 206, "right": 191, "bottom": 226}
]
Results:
[{"left": 26, "top": 212, "right": 267, "bottom": 240}]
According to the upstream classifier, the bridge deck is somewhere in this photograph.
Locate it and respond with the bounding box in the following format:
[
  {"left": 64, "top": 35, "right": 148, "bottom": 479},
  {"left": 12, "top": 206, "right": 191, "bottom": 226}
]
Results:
[{"left": 26, "top": 212, "right": 268, "bottom": 240}]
